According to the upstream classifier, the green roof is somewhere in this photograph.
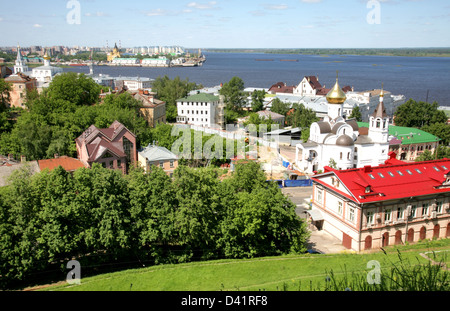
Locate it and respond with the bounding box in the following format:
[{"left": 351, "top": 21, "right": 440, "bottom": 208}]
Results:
[
  {"left": 358, "top": 122, "right": 441, "bottom": 145},
  {"left": 177, "top": 93, "right": 219, "bottom": 103}
]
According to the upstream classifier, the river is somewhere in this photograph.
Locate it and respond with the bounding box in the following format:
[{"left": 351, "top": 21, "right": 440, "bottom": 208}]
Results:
[{"left": 64, "top": 52, "right": 450, "bottom": 106}]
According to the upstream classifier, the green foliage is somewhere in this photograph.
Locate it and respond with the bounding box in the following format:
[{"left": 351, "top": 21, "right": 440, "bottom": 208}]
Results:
[
  {"left": 0, "top": 85, "right": 152, "bottom": 160},
  {"left": 394, "top": 99, "right": 447, "bottom": 128},
  {"left": 421, "top": 122, "right": 450, "bottom": 146},
  {"left": 251, "top": 90, "right": 266, "bottom": 112},
  {"left": 244, "top": 112, "right": 277, "bottom": 133},
  {"left": 270, "top": 98, "right": 290, "bottom": 116},
  {"left": 46, "top": 72, "right": 101, "bottom": 106},
  {"left": 415, "top": 150, "right": 436, "bottom": 162},
  {"left": 219, "top": 76, "right": 246, "bottom": 112},
  {"left": 0, "top": 161, "right": 309, "bottom": 289},
  {"left": 151, "top": 75, "right": 201, "bottom": 122},
  {"left": 349, "top": 106, "right": 362, "bottom": 122}
]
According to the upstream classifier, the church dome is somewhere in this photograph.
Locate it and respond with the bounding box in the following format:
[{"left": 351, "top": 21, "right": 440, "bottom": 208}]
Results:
[
  {"left": 336, "top": 134, "right": 354, "bottom": 146},
  {"left": 326, "top": 75, "right": 347, "bottom": 105}
]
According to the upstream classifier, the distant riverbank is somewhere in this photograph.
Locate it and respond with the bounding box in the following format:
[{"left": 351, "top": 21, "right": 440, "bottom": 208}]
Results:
[{"left": 205, "top": 48, "right": 450, "bottom": 58}]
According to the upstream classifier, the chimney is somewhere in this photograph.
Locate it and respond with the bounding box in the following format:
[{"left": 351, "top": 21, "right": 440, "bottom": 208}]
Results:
[
  {"left": 54, "top": 154, "right": 59, "bottom": 159},
  {"left": 363, "top": 165, "right": 372, "bottom": 173},
  {"left": 20, "top": 155, "right": 26, "bottom": 163}
]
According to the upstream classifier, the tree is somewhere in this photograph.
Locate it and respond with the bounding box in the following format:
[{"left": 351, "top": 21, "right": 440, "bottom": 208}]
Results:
[
  {"left": 415, "top": 150, "right": 435, "bottom": 162},
  {"left": 394, "top": 99, "right": 447, "bottom": 128},
  {"left": 46, "top": 72, "right": 101, "bottom": 107},
  {"left": 251, "top": 89, "right": 266, "bottom": 112},
  {"left": 270, "top": 98, "right": 289, "bottom": 116},
  {"left": 421, "top": 123, "right": 450, "bottom": 146},
  {"left": 349, "top": 106, "right": 362, "bottom": 122},
  {"left": 219, "top": 77, "right": 246, "bottom": 112}
]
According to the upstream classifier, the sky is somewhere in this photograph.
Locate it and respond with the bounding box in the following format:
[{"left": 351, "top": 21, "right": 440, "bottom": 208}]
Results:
[{"left": 1, "top": 0, "right": 450, "bottom": 49}]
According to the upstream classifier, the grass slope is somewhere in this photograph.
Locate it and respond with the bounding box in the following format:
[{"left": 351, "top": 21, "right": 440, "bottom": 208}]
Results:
[{"left": 39, "top": 239, "right": 450, "bottom": 291}]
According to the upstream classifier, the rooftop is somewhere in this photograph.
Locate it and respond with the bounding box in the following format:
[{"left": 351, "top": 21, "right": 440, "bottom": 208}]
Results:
[
  {"left": 177, "top": 92, "right": 220, "bottom": 103},
  {"left": 38, "top": 156, "right": 86, "bottom": 172},
  {"left": 358, "top": 122, "right": 441, "bottom": 145},
  {"left": 313, "top": 156, "right": 450, "bottom": 204}
]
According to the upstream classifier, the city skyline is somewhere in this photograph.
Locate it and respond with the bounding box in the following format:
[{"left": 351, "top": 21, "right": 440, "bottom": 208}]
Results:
[{"left": 1, "top": 0, "right": 450, "bottom": 49}]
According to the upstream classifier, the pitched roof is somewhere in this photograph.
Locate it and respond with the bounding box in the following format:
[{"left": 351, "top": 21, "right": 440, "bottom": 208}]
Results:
[
  {"left": 313, "top": 158, "right": 450, "bottom": 204},
  {"left": 269, "top": 82, "right": 294, "bottom": 94},
  {"left": 177, "top": 93, "right": 219, "bottom": 103},
  {"left": 258, "top": 110, "right": 285, "bottom": 120},
  {"left": 139, "top": 144, "right": 178, "bottom": 162},
  {"left": 305, "top": 76, "right": 322, "bottom": 90},
  {"left": 38, "top": 156, "right": 86, "bottom": 172}
]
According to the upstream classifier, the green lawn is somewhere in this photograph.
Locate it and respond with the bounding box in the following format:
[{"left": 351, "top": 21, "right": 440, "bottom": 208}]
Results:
[{"left": 39, "top": 239, "right": 450, "bottom": 291}]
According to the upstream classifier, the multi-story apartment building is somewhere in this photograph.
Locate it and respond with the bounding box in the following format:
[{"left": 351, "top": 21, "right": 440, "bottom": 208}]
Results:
[{"left": 309, "top": 152, "right": 450, "bottom": 251}]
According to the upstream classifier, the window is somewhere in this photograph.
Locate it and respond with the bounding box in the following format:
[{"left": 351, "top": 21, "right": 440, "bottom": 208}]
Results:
[
  {"left": 348, "top": 207, "right": 355, "bottom": 223},
  {"left": 338, "top": 201, "right": 343, "bottom": 215},
  {"left": 397, "top": 207, "right": 404, "bottom": 220},
  {"left": 411, "top": 205, "right": 417, "bottom": 218},
  {"left": 422, "top": 204, "right": 429, "bottom": 217},
  {"left": 406, "top": 170, "right": 413, "bottom": 175},
  {"left": 170, "top": 160, "right": 174, "bottom": 168},
  {"left": 397, "top": 170, "right": 404, "bottom": 176},
  {"left": 388, "top": 171, "right": 394, "bottom": 177},
  {"left": 436, "top": 201, "right": 443, "bottom": 214},
  {"left": 378, "top": 172, "right": 385, "bottom": 178},
  {"left": 368, "top": 174, "right": 375, "bottom": 179},
  {"left": 159, "top": 162, "right": 164, "bottom": 168},
  {"left": 317, "top": 189, "right": 323, "bottom": 204},
  {"left": 367, "top": 211, "right": 374, "bottom": 225},
  {"left": 385, "top": 209, "right": 392, "bottom": 222},
  {"left": 433, "top": 166, "right": 440, "bottom": 172},
  {"left": 442, "top": 165, "right": 448, "bottom": 170},
  {"left": 118, "top": 160, "right": 121, "bottom": 168},
  {"left": 415, "top": 169, "right": 422, "bottom": 174}
]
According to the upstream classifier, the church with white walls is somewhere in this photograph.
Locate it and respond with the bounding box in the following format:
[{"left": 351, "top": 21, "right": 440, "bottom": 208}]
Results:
[{"left": 295, "top": 75, "right": 390, "bottom": 173}]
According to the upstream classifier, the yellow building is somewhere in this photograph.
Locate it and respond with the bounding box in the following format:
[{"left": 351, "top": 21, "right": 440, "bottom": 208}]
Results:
[{"left": 107, "top": 43, "right": 121, "bottom": 62}]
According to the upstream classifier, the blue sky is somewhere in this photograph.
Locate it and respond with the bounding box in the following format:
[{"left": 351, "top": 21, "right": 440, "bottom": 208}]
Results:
[{"left": 2, "top": 0, "right": 450, "bottom": 48}]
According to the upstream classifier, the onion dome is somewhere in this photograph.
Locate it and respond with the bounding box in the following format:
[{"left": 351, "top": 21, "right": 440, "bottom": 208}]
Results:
[{"left": 326, "top": 72, "right": 347, "bottom": 105}]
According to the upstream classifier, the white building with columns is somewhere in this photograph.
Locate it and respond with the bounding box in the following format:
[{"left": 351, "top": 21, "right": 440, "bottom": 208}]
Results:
[{"left": 295, "top": 76, "right": 390, "bottom": 173}]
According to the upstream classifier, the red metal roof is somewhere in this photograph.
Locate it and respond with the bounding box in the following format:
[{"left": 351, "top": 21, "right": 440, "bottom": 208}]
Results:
[{"left": 312, "top": 156, "right": 450, "bottom": 204}]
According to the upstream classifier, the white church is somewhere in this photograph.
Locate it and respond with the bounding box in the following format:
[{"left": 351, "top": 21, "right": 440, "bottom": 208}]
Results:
[
  {"left": 295, "top": 75, "right": 390, "bottom": 173},
  {"left": 13, "top": 45, "right": 63, "bottom": 89}
]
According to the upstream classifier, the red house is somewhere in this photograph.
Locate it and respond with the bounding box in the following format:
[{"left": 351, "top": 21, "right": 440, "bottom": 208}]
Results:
[
  {"left": 310, "top": 152, "right": 450, "bottom": 251},
  {"left": 76, "top": 121, "right": 137, "bottom": 174}
]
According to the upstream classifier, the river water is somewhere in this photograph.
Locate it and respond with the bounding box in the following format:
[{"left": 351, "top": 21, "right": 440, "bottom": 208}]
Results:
[{"left": 64, "top": 52, "right": 450, "bottom": 106}]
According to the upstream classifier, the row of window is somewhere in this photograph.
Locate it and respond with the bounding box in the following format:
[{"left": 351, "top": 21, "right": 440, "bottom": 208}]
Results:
[
  {"left": 181, "top": 110, "right": 209, "bottom": 115},
  {"left": 147, "top": 160, "right": 175, "bottom": 169},
  {"left": 366, "top": 202, "right": 445, "bottom": 225},
  {"left": 402, "top": 145, "right": 435, "bottom": 152},
  {"left": 180, "top": 102, "right": 213, "bottom": 107}
]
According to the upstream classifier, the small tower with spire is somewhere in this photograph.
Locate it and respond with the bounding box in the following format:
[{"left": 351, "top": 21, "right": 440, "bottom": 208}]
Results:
[
  {"left": 368, "top": 83, "right": 389, "bottom": 143},
  {"left": 14, "top": 44, "right": 29, "bottom": 74}
]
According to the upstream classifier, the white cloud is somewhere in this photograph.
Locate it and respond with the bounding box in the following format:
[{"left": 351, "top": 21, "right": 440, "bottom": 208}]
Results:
[
  {"left": 33, "top": 24, "right": 43, "bottom": 28},
  {"left": 301, "top": 0, "right": 322, "bottom": 3},
  {"left": 145, "top": 9, "right": 168, "bottom": 16},
  {"left": 0, "top": 17, "right": 3, "bottom": 22},
  {"left": 187, "top": 1, "right": 218, "bottom": 10},
  {"left": 265, "top": 4, "right": 289, "bottom": 10}
]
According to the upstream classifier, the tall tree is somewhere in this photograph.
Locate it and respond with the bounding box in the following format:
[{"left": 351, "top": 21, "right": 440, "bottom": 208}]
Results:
[
  {"left": 46, "top": 72, "right": 101, "bottom": 106},
  {"left": 220, "top": 76, "right": 246, "bottom": 112},
  {"left": 251, "top": 89, "right": 266, "bottom": 112},
  {"left": 394, "top": 99, "right": 447, "bottom": 128}
]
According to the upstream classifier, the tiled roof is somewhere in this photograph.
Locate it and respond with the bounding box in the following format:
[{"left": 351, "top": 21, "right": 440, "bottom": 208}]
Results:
[
  {"left": 313, "top": 156, "right": 450, "bottom": 204},
  {"left": 38, "top": 156, "right": 86, "bottom": 172}
]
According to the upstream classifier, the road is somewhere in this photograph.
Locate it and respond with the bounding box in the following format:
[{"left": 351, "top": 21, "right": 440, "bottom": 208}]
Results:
[{"left": 282, "top": 186, "right": 348, "bottom": 254}]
